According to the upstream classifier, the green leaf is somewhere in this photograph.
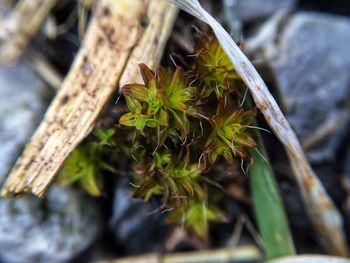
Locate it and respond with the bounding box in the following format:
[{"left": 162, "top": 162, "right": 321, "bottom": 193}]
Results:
[
  {"left": 241, "top": 94, "right": 295, "bottom": 259},
  {"left": 168, "top": 86, "right": 195, "bottom": 111},
  {"left": 119, "top": 112, "right": 139, "bottom": 127},
  {"left": 205, "top": 100, "right": 256, "bottom": 163},
  {"left": 195, "top": 34, "right": 239, "bottom": 98},
  {"left": 134, "top": 115, "right": 149, "bottom": 131},
  {"left": 166, "top": 199, "right": 225, "bottom": 239},
  {"left": 95, "top": 128, "right": 116, "bottom": 146},
  {"left": 57, "top": 149, "right": 88, "bottom": 185},
  {"left": 170, "top": 109, "right": 190, "bottom": 138},
  {"left": 121, "top": 84, "right": 148, "bottom": 102},
  {"left": 154, "top": 152, "right": 171, "bottom": 168},
  {"left": 145, "top": 118, "right": 158, "bottom": 128},
  {"left": 166, "top": 67, "right": 195, "bottom": 112},
  {"left": 79, "top": 165, "right": 103, "bottom": 196},
  {"left": 156, "top": 108, "right": 168, "bottom": 126},
  {"left": 58, "top": 138, "right": 112, "bottom": 197},
  {"left": 99, "top": 160, "right": 117, "bottom": 173},
  {"left": 147, "top": 79, "right": 163, "bottom": 115},
  {"left": 125, "top": 96, "right": 142, "bottom": 113},
  {"left": 119, "top": 112, "right": 155, "bottom": 132},
  {"left": 249, "top": 136, "right": 295, "bottom": 259},
  {"left": 144, "top": 184, "right": 163, "bottom": 202}
]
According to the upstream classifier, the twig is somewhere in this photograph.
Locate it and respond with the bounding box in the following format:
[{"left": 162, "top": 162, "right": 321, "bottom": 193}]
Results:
[
  {"left": 119, "top": 2, "right": 178, "bottom": 85},
  {"left": 97, "top": 245, "right": 262, "bottom": 263},
  {"left": 0, "top": 0, "right": 58, "bottom": 64},
  {"left": 1, "top": 0, "right": 178, "bottom": 197},
  {"left": 270, "top": 255, "right": 350, "bottom": 263}
]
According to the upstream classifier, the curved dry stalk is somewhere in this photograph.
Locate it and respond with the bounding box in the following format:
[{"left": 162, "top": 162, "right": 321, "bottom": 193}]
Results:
[
  {"left": 166, "top": 0, "right": 349, "bottom": 257},
  {"left": 1, "top": 0, "right": 178, "bottom": 197}
]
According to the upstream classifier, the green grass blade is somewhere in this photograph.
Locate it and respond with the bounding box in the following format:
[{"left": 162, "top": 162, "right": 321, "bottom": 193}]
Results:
[{"left": 249, "top": 133, "right": 295, "bottom": 259}]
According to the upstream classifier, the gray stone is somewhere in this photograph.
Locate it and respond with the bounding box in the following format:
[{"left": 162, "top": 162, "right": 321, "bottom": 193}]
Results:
[
  {"left": 0, "top": 63, "right": 104, "bottom": 263},
  {"left": 109, "top": 177, "right": 170, "bottom": 254},
  {"left": 275, "top": 13, "right": 350, "bottom": 160},
  {"left": 249, "top": 12, "right": 350, "bottom": 161},
  {"left": 233, "top": 0, "right": 296, "bottom": 22},
  {"left": 0, "top": 1, "right": 12, "bottom": 18},
  {"left": 0, "top": 62, "right": 49, "bottom": 182},
  {"left": 0, "top": 186, "right": 104, "bottom": 263}
]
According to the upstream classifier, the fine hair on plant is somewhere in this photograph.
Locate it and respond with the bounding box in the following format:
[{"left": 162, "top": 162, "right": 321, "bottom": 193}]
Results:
[{"left": 58, "top": 33, "right": 258, "bottom": 239}]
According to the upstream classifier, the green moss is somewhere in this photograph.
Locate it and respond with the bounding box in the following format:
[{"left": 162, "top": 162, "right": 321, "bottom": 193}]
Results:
[
  {"left": 57, "top": 129, "right": 116, "bottom": 196},
  {"left": 58, "top": 33, "right": 261, "bottom": 239}
]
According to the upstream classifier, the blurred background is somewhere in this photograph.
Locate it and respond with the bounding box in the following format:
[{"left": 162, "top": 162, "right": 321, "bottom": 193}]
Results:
[{"left": 0, "top": 0, "right": 350, "bottom": 262}]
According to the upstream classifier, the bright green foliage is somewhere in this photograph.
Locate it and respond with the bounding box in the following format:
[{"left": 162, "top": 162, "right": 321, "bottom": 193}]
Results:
[
  {"left": 205, "top": 99, "right": 256, "bottom": 164},
  {"left": 195, "top": 33, "right": 240, "bottom": 98},
  {"left": 119, "top": 97, "right": 158, "bottom": 132},
  {"left": 119, "top": 64, "right": 197, "bottom": 138},
  {"left": 95, "top": 128, "right": 116, "bottom": 146},
  {"left": 58, "top": 143, "right": 103, "bottom": 196},
  {"left": 166, "top": 199, "right": 225, "bottom": 238},
  {"left": 59, "top": 34, "right": 258, "bottom": 239},
  {"left": 58, "top": 129, "right": 116, "bottom": 196},
  {"left": 250, "top": 141, "right": 295, "bottom": 258},
  {"left": 116, "top": 36, "right": 257, "bottom": 237},
  {"left": 239, "top": 95, "right": 295, "bottom": 259},
  {"left": 133, "top": 151, "right": 204, "bottom": 208}
]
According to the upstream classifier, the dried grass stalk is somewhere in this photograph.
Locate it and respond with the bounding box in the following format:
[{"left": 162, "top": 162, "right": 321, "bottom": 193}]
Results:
[
  {"left": 97, "top": 245, "right": 262, "bottom": 263},
  {"left": 0, "top": 0, "right": 58, "bottom": 64},
  {"left": 1, "top": 0, "right": 178, "bottom": 197},
  {"left": 166, "top": 0, "right": 349, "bottom": 256},
  {"left": 270, "top": 255, "right": 350, "bottom": 263}
]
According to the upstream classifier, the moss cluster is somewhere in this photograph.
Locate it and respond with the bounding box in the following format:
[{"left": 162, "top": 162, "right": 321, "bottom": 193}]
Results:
[{"left": 58, "top": 34, "right": 257, "bottom": 238}]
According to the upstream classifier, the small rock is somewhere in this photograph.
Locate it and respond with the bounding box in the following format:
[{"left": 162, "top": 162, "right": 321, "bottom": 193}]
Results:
[
  {"left": 0, "top": 63, "right": 104, "bottom": 262},
  {"left": 299, "top": 0, "right": 350, "bottom": 17},
  {"left": 0, "top": 1, "right": 12, "bottom": 17},
  {"left": 249, "top": 12, "right": 350, "bottom": 161},
  {"left": 274, "top": 13, "right": 350, "bottom": 161},
  {"left": 0, "top": 186, "right": 104, "bottom": 263},
  {"left": 342, "top": 129, "right": 350, "bottom": 239},
  {"left": 0, "top": 62, "right": 49, "bottom": 182},
  {"left": 234, "top": 0, "right": 296, "bottom": 22},
  {"left": 109, "top": 176, "right": 171, "bottom": 255}
]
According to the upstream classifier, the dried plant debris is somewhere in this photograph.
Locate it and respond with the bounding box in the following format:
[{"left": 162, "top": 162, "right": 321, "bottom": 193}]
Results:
[
  {"left": 167, "top": 0, "right": 349, "bottom": 256},
  {"left": 105, "top": 245, "right": 262, "bottom": 263},
  {"left": 1, "top": 0, "right": 178, "bottom": 197},
  {"left": 58, "top": 34, "right": 258, "bottom": 239},
  {"left": 1, "top": 0, "right": 142, "bottom": 197},
  {"left": 0, "top": 0, "right": 58, "bottom": 64}
]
